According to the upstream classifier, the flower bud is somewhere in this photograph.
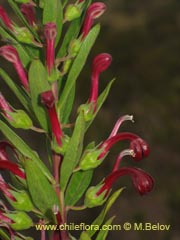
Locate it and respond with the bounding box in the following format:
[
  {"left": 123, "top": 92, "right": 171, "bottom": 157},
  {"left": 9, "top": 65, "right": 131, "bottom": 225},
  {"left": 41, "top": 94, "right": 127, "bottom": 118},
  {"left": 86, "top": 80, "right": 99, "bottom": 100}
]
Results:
[
  {"left": 5, "top": 211, "right": 33, "bottom": 230},
  {"left": 79, "top": 148, "right": 103, "bottom": 170},
  {"left": 8, "top": 190, "right": 34, "bottom": 211},
  {"left": 84, "top": 184, "right": 107, "bottom": 208},
  {"left": 14, "top": 26, "right": 35, "bottom": 44},
  {"left": 8, "top": 110, "right": 33, "bottom": 129},
  {"left": 64, "top": 4, "right": 82, "bottom": 22}
]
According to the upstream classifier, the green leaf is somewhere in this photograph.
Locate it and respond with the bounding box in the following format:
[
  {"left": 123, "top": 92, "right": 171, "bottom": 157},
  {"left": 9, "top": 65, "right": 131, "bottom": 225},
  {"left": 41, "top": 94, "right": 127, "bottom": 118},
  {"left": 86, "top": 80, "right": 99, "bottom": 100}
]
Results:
[
  {"left": 86, "top": 79, "right": 115, "bottom": 131},
  {"left": 58, "top": 24, "right": 100, "bottom": 113},
  {"left": 65, "top": 169, "right": 93, "bottom": 206},
  {"left": 43, "top": 0, "right": 63, "bottom": 44},
  {"left": 0, "top": 27, "right": 31, "bottom": 67},
  {"left": 28, "top": 60, "right": 50, "bottom": 131},
  {"left": 87, "top": 188, "right": 124, "bottom": 237},
  {"left": 95, "top": 216, "right": 115, "bottom": 240},
  {"left": 24, "top": 159, "right": 59, "bottom": 220},
  {"left": 80, "top": 231, "right": 92, "bottom": 240},
  {"left": 60, "top": 111, "right": 86, "bottom": 191},
  {"left": 0, "top": 68, "right": 31, "bottom": 112},
  {"left": 0, "top": 120, "right": 53, "bottom": 181},
  {"left": 61, "top": 83, "right": 76, "bottom": 124},
  {"left": 0, "top": 229, "right": 10, "bottom": 240}
]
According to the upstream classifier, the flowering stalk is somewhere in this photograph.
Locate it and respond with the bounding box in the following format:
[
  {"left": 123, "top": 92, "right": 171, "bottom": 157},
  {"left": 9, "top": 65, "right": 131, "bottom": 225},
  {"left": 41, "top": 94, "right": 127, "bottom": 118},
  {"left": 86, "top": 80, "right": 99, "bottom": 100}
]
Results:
[{"left": 0, "top": 46, "right": 29, "bottom": 90}]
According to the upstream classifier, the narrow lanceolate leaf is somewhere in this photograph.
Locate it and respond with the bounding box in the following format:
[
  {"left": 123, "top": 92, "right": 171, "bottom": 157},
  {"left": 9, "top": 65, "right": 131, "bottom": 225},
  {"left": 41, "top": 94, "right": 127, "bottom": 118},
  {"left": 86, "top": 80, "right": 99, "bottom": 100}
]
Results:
[
  {"left": 0, "top": 120, "right": 53, "bottom": 181},
  {"left": 58, "top": 24, "right": 100, "bottom": 113},
  {"left": 0, "top": 68, "right": 31, "bottom": 112},
  {"left": 87, "top": 188, "right": 124, "bottom": 237},
  {"left": 29, "top": 60, "right": 51, "bottom": 131},
  {"left": 57, "top": 18, "right": 81, "bottom": 58},
  {"left": 24, "top": 159, "right": 59, "bottom": 220},
  {"left": 65, "top": 170, "right": 93, "bottom": 206},
  {"left": 95, "top": 216, "right": 115, "bottom": 240},
  {"left": 43, "top": 0, "right": 63, "bottom": 44},
  {"left": 86, "top": 79, "right": 115, "bottom": 131},
  {"left": 0, "top": 229, "right": 10, "bottom": 240},
  {"left": 60, "top": 111, "right": 86, "bottom": 191},
  {"left": 80, "top": 231, "right": 92, "bottom": 240}
]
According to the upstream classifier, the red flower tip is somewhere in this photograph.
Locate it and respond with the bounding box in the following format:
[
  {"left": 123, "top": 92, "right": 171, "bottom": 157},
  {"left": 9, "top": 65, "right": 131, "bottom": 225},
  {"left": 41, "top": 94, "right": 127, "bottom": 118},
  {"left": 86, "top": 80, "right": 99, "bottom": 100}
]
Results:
[
  {"left": 81, "top": 2, "right": 106, "bottom": 39},
  {"left": 0, "top": 92, "right": 13, "bottom": 120},
  {"left": 0, "top": 6, "right": 14, "bottom": 30},
  {"left": 92, "top": 53, "right": 112, "bottom": 75},
  {"left": 0, "top": 45, "right": 29, "bottom": 90},
  {"left": 131, "top": 168, "right": 154, "bottom": 195},
  {"left": 44, "top": 23, "right": 57, "bottom": 74},
  {"left": 0, "top": 45, "right": 19, "bottom": 63},
  {"left": 41, "top": 90, "right": 55, "bottom": 108},
  {"left": 130, "top": 138, "right": 150, "bottom": 161},
  {"left": 20, "top": 3, "right": 36, "bottom": 26},
  {"left": 44, "top": 22, "right": 57, "bottom": 41},
  {"left": 0, "top": 175, "right": 16, "bottom": 201},
  {"left": 89, "top": 53, "right": 112, "bottom": 109}
]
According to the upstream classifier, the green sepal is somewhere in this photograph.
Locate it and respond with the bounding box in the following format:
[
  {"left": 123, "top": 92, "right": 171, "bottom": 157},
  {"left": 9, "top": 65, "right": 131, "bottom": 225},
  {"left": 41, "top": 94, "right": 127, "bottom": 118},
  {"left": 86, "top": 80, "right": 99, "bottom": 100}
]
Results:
[
  {"left": 8, "top": 110, "right": 33, "bottom": 130},
  {"left": 78, "top": 103, "right": 94, "bottom": 122},
  {"left": 84, "top": 184, "right": 108, "bottom": 208},
  {"left": 79, "top": 148, "right": 103, "bottom": 170},
  {"left": 95, "top": 216, "right": 115, "bottom": 240},
  {"left": 60, "top": 110, "right": 85, "bottom": 191},
  {"left": 8, "top": 190, "right": 34, "bottom": 212},
  {"left": 64, "top": 4, "right": 82, "bottom": 22},
  {"left": 5, "top": 211, "right": 33, "bottom": 230},
  {"left": 51, "top": 134, "right": 70, "bottom": 154},
  {"left": 68, "top": 38, "right": 82, "bottom": 57},
  {"left": 87, "top": 188, "right": 124, "bottom": 237},
  {"left": 13, "top": 26, "right": 35, "bottom": 45},
  {"left": 24, "top": 159, "right": 59, "bottom": 220},
  {"left": 65, "top": 169, "right": 93, "bottom": 206}
]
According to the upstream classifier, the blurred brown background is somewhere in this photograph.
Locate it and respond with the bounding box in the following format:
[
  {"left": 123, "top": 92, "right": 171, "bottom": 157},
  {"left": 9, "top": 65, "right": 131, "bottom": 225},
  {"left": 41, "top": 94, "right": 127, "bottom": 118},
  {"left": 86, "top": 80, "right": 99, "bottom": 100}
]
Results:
[{"left": 0, "top": 0, "right": 180, "bottom": 239}]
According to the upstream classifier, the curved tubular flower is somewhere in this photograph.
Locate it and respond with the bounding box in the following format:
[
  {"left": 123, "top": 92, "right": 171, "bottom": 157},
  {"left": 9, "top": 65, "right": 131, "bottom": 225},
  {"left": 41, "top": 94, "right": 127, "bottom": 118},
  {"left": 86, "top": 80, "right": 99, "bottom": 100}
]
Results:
[
  {"left": 81, "top": 2, "right": 106, "bottom": 40},
  {"left": 98, "top": 132, "right": 150, "bottom": 160},
  {"left": 20, "top": 3, "right": 36, "bottom": 26},
  {"left": 0, "top": 175, "right": 16, "bottom": 201},
  {"left": 0, "top": 46, "right": 29, "bottom": 91},
  {"left": 97, "top": 167, "right": 154, "bottom": 197},
  {"left": 89, "top": 53, "right": 112, "bottom": 111},
  {"left": 41, "top": 90, "right": 63, "bottom": 146},
  {"left": 0, "top": 6, "right": 14, "bottom": 30},
  {"left": 44, "top": 23, "right": 57, "bottom": 75}
]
